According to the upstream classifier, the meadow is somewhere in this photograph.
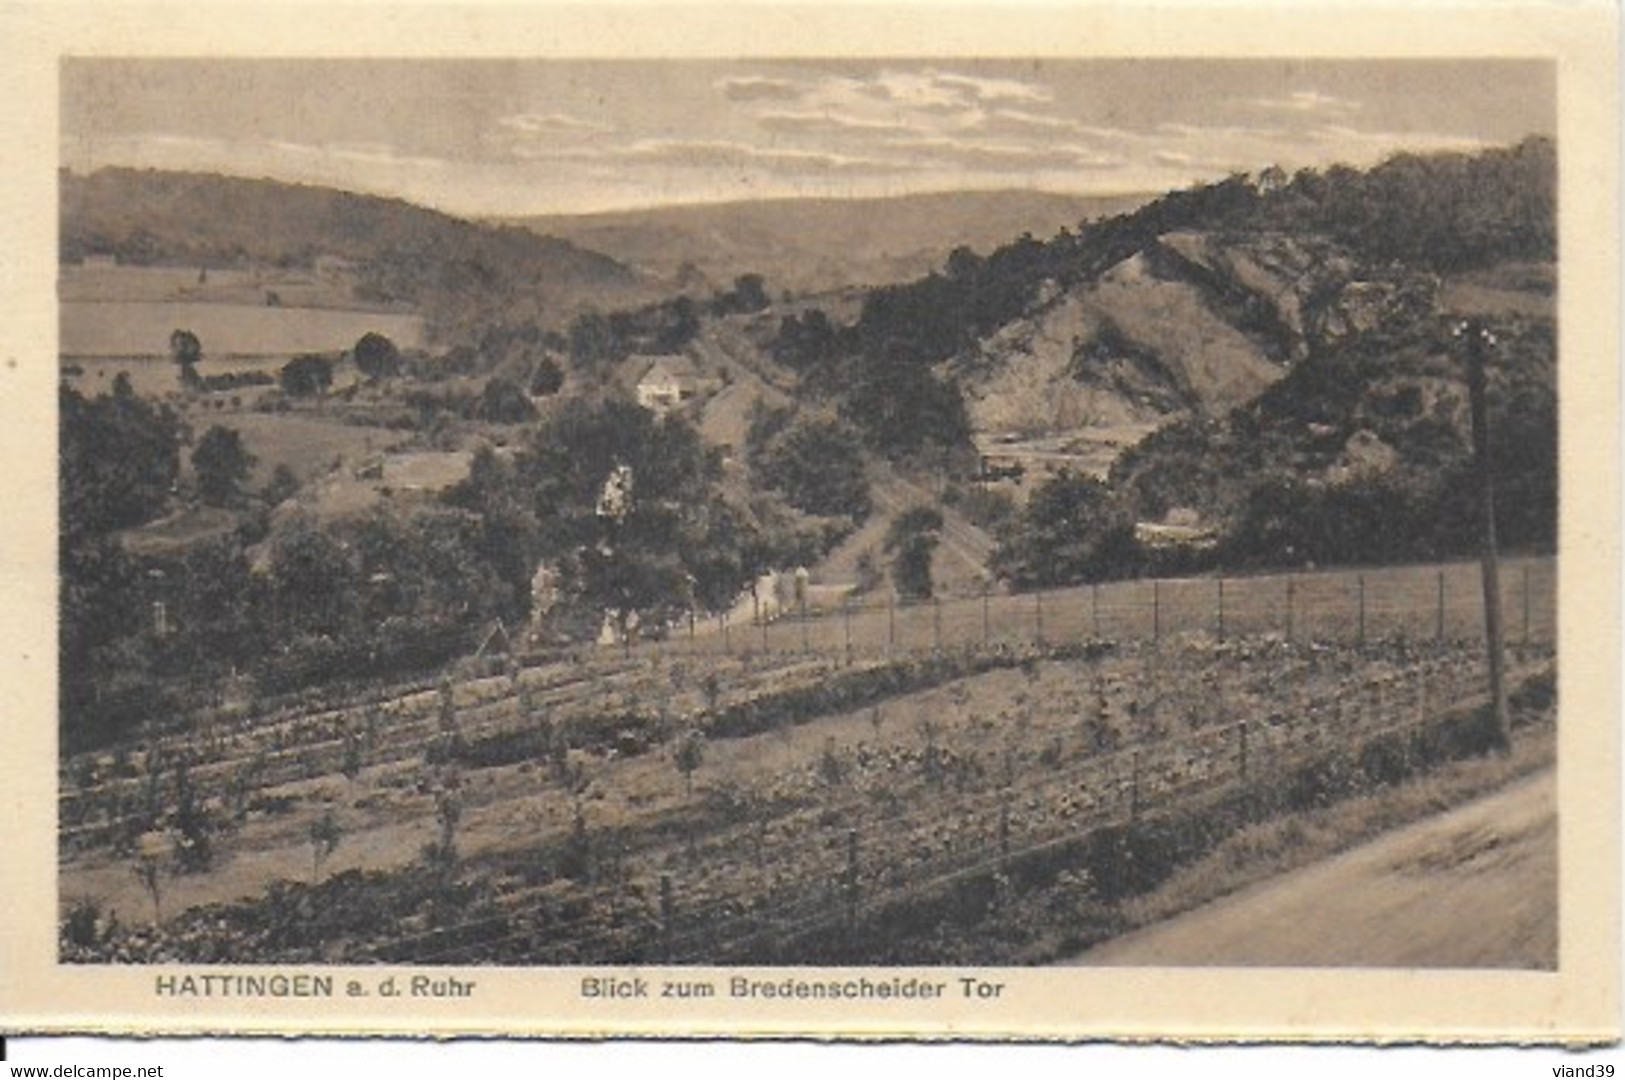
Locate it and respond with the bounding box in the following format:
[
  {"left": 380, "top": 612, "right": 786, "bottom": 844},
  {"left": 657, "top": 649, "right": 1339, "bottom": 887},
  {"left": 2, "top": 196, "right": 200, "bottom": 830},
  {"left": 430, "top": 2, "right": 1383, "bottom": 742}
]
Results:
[{"left": 60, "top": 300, "right": 424, "bottom": 362}]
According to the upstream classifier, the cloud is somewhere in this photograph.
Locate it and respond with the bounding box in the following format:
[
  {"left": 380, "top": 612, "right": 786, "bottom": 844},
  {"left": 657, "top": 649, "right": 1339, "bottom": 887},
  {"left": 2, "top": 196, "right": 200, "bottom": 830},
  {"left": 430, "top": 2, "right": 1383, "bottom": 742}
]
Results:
[
  {"left": 488, "top": 112, "right": 615, "bottom": 160},
  {"left": 1303, "top": 125, "right": 1490, "bottom": 156},
  {"left": 755, "top": 110, "right": 917, "bottom": 138},
  {"left": 606, "top": 138, "right": 900, "bottom": 174},
  {"left": 1157, "top": 122, "right": 1286, "bottom": 141},
  {"left": 932, "top": 71, "right": 1053, "bottom": 104},
  {"left": 496, "top": 112, "right": 612, "bottom": 136},
  {"left": 886, "top": 134, "right": 1124, "bottom": 172},
  {"left": 725, "top": 67, "right": 1067, "bottom": 144},
  {"left": 1249, "top": 90, "right": 1363, "bottom": 116},
  {"left": 987, "top": 108, "right": 1082, "bottom": 135},
  {"left": 716, "top": 76, "right": 800, "bottom": 103}
]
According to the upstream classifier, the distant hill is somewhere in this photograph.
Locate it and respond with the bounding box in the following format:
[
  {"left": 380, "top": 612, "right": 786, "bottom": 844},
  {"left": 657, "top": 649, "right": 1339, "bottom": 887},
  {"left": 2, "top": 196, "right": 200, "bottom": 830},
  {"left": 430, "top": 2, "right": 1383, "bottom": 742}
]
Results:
[
  {"left": 507, "top": 189, "right": 1152, "bottom": 295},
  {"left": 61, "top": 168, "right": 653, "bottom": 343}
]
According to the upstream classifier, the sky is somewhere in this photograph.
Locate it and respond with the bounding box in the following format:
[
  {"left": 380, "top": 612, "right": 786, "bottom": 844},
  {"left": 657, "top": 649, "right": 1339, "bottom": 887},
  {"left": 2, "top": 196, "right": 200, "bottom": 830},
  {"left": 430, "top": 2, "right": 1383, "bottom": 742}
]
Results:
[{"left": 61, "top": 58, "right": 1555, "bottom": 218}]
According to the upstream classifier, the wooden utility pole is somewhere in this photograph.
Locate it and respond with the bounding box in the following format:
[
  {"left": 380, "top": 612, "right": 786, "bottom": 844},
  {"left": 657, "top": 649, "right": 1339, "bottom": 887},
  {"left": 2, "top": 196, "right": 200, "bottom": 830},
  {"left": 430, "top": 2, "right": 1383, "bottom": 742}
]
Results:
[{"left": 1463, "top": 320, "right": 1511, "bottom": 752}]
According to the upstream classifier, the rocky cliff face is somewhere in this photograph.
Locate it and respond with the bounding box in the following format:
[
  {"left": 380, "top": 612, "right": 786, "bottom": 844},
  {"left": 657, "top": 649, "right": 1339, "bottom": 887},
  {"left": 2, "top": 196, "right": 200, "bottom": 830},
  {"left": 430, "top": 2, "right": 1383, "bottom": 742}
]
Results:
[{"left": 951, "top": 229, "right": 1439, "bottom": 442}]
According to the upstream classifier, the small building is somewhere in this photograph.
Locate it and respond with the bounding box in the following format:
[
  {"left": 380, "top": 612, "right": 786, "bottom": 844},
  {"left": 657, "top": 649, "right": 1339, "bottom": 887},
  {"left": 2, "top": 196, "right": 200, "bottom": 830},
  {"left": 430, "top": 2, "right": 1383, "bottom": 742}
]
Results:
[
  {"left": 314, "top": 255, "right": 358, "bottom": 281},
  {"left": 634, "top": 354, "right": 702, "bottom": 413},
  {"left": 1135, "top": 508, "right": 1219, "bottom": 551}
]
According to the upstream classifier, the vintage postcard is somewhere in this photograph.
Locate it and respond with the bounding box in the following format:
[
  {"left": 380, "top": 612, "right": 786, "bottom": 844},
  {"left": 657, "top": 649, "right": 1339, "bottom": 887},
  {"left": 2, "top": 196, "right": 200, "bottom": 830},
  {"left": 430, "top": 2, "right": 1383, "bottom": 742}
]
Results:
[{"left": 0, "top": 1, "right": 1618, "bottom": 1044}]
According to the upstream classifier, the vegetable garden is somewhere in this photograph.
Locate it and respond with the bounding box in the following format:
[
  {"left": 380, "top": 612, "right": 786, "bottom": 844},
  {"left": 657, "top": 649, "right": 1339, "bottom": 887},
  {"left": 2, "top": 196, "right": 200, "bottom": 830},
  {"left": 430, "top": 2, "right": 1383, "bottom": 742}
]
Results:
[{"left": 59, "top": 560, "right": 1556, "bottom": 965}]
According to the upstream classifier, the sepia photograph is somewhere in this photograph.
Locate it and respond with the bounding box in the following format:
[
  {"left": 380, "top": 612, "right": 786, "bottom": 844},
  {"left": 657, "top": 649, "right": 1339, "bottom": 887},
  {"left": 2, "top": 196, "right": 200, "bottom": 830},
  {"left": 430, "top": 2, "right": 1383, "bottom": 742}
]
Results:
[{"left": 2, "top": 0, "right": 1618, "bottom": 1045}]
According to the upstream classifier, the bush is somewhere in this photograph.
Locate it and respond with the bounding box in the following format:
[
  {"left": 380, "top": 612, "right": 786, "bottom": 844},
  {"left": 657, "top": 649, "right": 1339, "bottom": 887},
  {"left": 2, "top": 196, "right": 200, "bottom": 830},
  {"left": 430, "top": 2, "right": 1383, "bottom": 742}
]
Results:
[{"left": 279, "top": 354, "right": 334, "bottom": 397}]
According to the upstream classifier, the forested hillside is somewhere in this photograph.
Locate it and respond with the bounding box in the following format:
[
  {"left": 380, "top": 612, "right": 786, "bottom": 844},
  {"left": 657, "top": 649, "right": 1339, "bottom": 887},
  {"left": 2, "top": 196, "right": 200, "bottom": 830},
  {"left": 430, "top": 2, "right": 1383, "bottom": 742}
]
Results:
[
  {"left": 62, "top": 168, "right": 652, "bottom": 341},
  {"left": 767, "top": 138, "right": 1556, "bottom": 585}
]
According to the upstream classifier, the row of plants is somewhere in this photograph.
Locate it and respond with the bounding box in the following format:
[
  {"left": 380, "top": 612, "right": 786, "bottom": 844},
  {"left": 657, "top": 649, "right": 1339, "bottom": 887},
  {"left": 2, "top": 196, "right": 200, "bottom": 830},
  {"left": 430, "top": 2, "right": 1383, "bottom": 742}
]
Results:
[{"left": 60, "top": 639, "right": 1546, "bottom": 965}]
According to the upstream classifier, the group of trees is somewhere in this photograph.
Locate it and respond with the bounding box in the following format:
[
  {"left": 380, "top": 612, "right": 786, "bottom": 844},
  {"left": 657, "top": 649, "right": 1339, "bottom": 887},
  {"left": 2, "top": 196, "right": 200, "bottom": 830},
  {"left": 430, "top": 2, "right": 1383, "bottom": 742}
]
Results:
[
  {"left": 991, "top": 310, "right": 1556, "bottom": 589},
  {"left": 163, "top": 328, "right": 407, "bottom": 399},
  {"left": 744, "top": 403, "right": 871, "bottom": 523},
  {"left": 770, "top": 137, "right": 1555, "bottom": 469},
  {"left": 560, "top": 274, "right": 769, "bottom": 375},
  {"left": 770, "top": 303, "right": 974, "bottom": 461},
  {"left": 448, "top": 397, "right": 764, "bottom": 643}
]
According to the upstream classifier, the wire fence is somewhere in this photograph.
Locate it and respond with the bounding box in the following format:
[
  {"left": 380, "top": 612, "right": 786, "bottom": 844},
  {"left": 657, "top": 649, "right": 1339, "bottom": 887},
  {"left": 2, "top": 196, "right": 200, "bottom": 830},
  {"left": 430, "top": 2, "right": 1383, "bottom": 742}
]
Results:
[
  {"left": 359, "top": 643, "right": 1553, "bottom": 966},
  {"left": 632, "top": 555, "right": 1556, "bottom": 662}
]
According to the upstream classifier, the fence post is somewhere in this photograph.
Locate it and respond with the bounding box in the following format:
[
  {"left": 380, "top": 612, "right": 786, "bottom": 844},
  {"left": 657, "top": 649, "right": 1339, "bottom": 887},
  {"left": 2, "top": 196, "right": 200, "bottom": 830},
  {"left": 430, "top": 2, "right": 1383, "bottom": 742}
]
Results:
[
  {"left": 761, "top": 608, "right": 770, "bottom": 653},
  {"left": 1130, "top": 749, "right": 1141, "bottom": 822},
  {"left": 1217, "top": 577, "right": 1226, "bottom": 641},
  {"left": 800, "top": 593, "right": 810, "bottom": 653},
  {"left": 1152, "top": 581, "right": 1161, "bottom": 642},
  {"left": 843, "top": 596, "right": 853, "bottom": 661},
  {"left": 1286, "top": 576, "right": 1295, "bottom": 641},
  {"left": 933, "top": 597, "right": 942, "bottom": 652},
  {"left": 844, "top": 827, "right": 859, "bottom": 932},
  {"left": 1035, "top": 591, "right": 1045, "bottom": 646},
  {"left": 999, "top": 804, "right": 1011, "bottom": 864},
  {"left": 1436, "top": 570, "right": 1445, "bottom": 643},
  {"left": 659, "top": 873, "right": 674, "bottom": 962},
  {"left": 1522, "top": 563, "right": 1531, "bottom": 647},
  {"left": 1357, "top": 574, "right": 1366, "bottom": 647},
  {"left": 1237, "top": 720, "right": 1249, "bottom": 789},
  {"left": 1092, "top": 583, "right": 1101, "bottom": 638}
]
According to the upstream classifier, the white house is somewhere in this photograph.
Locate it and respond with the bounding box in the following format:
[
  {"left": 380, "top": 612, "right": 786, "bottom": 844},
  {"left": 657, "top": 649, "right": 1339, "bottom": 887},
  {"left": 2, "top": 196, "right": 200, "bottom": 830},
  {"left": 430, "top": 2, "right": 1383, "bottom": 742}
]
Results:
[{"left": 634, "top": 354, "right": 702, "bottom": 413}]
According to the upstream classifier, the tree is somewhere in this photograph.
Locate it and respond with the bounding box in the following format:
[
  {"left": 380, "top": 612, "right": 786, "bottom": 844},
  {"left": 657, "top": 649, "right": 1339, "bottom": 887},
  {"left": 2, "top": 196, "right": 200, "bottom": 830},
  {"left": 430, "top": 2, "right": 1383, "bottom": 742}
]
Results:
[
  {"left": 567, "top": 311, "right": 624, "bottom": 371},
  {"left": 266, "top": 515, "right": 358, "bottom": 636},
  {"left": 514, "top": 398, "right": 756, "bottom": 639},
  {"left": 173, "top": 536, "right": 258, "bottom": 671},
  {"left": 673, "top": 727, "right": 706, "bottom": 798},
  {"left": 309, "top": 807, "right": 342, "bottom": 883},
  {"left": 262, "top": 463, "right": 300, "bottom": 507},
  {"left": 170, "top": 329, "right": 202, "bottom": 388},
  {"left": 60, "top": 380, "right": 185, "bottom": 539},
  {"left": 713, "top": 273, "right": 770, "bottom": 315},
  {"left": 133, "top": 830, "right": 168, "bottom": 923},
  {"left": 749, "top": 412, "right": 871, "bottom": 522},
  {"left": 279, "top": 354, "right": 334, "bottom": 397},
  {"left": 733, "top": 274, "right": 769, "bottom": 312},
  {"left": 479, "top": 375, "right": 537, "bottom": 423},
  {"left": 530, "top": 356, "right": 565, "bottom": 397},
  {"left": 191, "top": 425, "right": 257, "bottom": 506},
  {"left": 353, "top": 332, "right": 401, "bottom": 379},
  {"left": 884, "top": 506, "right": 943, "bottom": 601},
  {"left": 772, "top": 309, "right": 843, "bottom": 379},
  {"left": 992, "top": 472, "right": 1136, "bottom": 589}
]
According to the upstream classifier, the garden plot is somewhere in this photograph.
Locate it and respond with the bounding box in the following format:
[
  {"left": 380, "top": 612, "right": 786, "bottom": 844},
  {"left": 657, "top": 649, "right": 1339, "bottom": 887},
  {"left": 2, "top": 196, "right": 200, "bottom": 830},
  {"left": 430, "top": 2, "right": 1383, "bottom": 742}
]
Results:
[{"left": 58, "top": 635, "right": 1553, "bottom": 965}]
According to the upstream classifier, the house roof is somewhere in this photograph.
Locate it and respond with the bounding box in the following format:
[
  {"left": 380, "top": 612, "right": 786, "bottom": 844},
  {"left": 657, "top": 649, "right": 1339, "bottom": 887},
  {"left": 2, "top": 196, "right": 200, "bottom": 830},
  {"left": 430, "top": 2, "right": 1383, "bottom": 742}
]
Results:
[{"left": 635, "top": 354, "right": 699, "bottom": 386}]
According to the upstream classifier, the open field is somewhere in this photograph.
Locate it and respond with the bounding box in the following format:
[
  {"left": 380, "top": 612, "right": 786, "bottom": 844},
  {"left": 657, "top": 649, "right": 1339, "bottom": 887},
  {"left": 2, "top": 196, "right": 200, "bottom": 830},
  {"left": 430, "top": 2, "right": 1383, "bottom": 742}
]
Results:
[
  {"left": 63, "top": 355, "right": 290, "bottom": 399},
  {"left": 60, "top": 264, "right": 363, "bottom": 310},
  {"left": 61, "top": 300, "right": 424, "bottom": 359},
  {"left": 213, "top": 412, "right": 405, "bottom": 488}
]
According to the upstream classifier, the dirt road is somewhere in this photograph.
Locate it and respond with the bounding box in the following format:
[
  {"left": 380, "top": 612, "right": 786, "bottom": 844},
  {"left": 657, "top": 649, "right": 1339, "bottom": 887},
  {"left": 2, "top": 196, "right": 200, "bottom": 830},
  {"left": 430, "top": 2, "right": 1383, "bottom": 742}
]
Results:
[{"left": 1068, "top": 768, "right": 1556, "bottom": 969}]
